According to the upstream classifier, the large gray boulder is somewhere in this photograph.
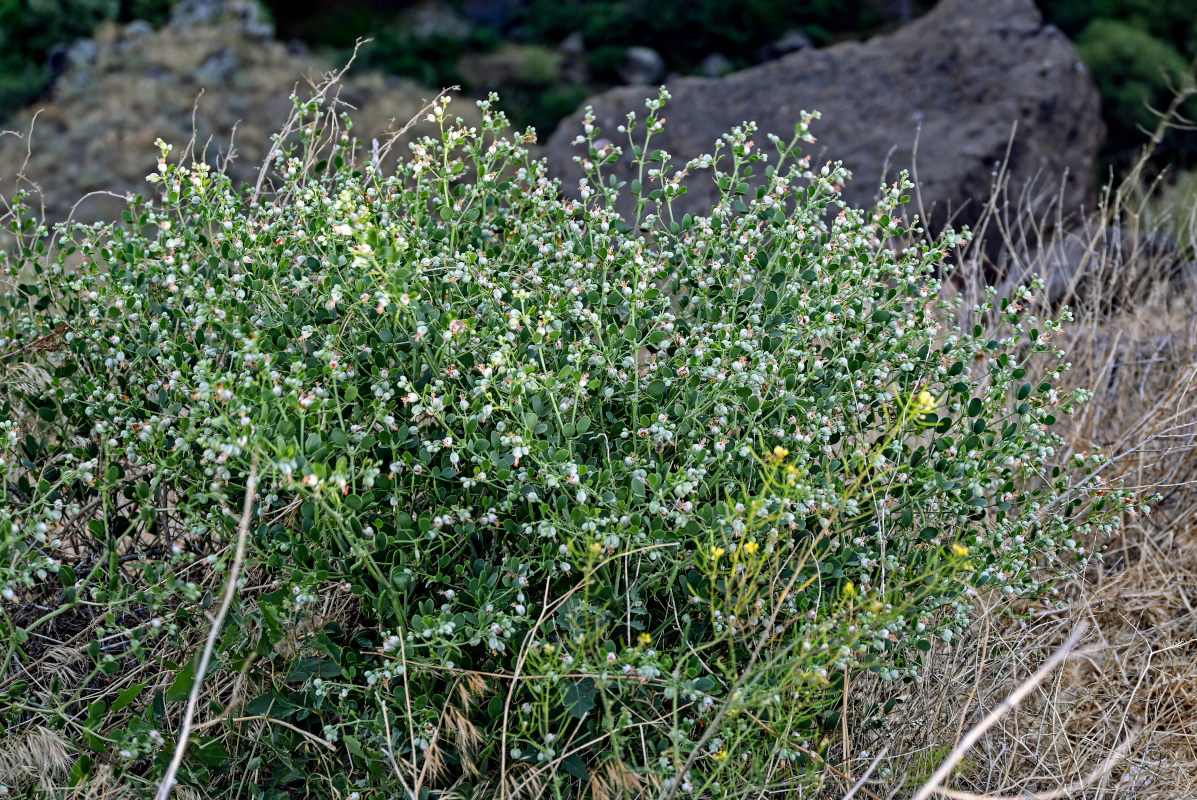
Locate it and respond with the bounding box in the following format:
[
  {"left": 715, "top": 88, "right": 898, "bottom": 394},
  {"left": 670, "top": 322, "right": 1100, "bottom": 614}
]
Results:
[{"left": 544, "top": 0, "right": 1104, "bottom": 235}]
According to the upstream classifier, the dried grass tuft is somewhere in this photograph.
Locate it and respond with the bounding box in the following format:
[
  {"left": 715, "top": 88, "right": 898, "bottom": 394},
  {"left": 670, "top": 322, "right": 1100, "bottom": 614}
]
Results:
[
  {"left": 588, "top": 758, "right": 648, "bottom": 800},
  {"left": 0, "top": 726, "right": 73, "bottom": 792},
  {"left": 839, "top": 98, "right": 1197, "bottom": 799}
]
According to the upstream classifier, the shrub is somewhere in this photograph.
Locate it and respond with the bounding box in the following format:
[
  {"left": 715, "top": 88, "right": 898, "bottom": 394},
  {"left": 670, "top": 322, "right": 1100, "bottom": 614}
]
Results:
[
  {"left": 1037, "top": 0, "right": 1197, "bottom": 47},
  {"left": 1074, "top": 20, "right": 1194, "bottom": 156},
  {"left": 1037, "top": 0, "right": 1197, "bottom": 168},
  {"left": 0, "top": 88, "right": 1133, "bottom": 798}
]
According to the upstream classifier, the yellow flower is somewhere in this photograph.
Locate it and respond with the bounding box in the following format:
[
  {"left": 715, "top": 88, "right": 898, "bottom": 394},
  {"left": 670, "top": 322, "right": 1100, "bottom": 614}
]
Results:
[
  {"left": 951, "top": 543, "right": 970, "bottom": 557},
  {"left": 772, "top": 445, "right": 790, "bottom": 460},
  {"left": 712, "top": 749, "right": 729, "bottom": 761},
  {"left": 711, "top": 545, "right": 726, "bottom": 561},
  {"left": 638, "top": 632, "right": 652, "bottom": 646},
  {"left": 842, "top": 581, "right": 857, "bottom": 599},
  {"left": 743, "top": 541, "right": 760, "bottom": 555},
  {"left": 543, "top": 644, "right": 556, "bottom": 655},
  {"left": 914, "top": 389, "right": 937, "bottom": 415}
]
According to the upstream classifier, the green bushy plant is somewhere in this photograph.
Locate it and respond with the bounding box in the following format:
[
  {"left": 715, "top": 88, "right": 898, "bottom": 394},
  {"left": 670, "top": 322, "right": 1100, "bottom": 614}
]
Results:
[
  {"left": 1037, "top": 0, "right": 1197, "bottom": 47},
  {"left": 0, "top": 88, "right": 1134, "bottom": 798},
  {"left": 1074, "top": 20, "right": 1194, "bottom": 156},
  {"left": 1038, "top": 0, "right": 1197, "bottom": 168}
]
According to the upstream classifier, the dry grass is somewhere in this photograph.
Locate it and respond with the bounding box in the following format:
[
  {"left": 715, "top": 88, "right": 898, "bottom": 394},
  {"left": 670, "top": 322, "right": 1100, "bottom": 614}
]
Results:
[{"left": 836, "top": 119, "right": 1197, "bottom": 799}]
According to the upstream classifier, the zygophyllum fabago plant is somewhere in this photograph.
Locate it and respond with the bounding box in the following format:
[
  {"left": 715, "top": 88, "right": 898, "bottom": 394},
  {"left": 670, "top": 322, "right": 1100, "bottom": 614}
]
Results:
[{"left": 0, "top": 85, "right": 1138, "bottom": 799}]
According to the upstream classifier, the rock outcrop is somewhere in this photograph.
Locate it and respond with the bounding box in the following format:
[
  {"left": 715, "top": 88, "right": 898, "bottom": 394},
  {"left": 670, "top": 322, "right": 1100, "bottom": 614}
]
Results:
[
  {"left": 544, "top": 0, "right": 1104, "bottom": 236},
  {"left": 0, "top": 0, "right": 474, "bottom": 224}
]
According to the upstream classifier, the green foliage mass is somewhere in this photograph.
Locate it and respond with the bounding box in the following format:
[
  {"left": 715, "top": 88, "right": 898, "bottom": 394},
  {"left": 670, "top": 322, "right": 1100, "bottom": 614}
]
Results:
[
  {"left": 1076, "top": 20, "right": 1192, "bottom": 153},
  {"left": 278, "top": 0, "right": 1197, "bottom": 167},
  {"left": 7, "top": 0, "right": 1197, "bottom": 176},
  {"left": 0, "top": 0, "right": 173, "bottom": 121},
  {"left": 1038, "top": 0, "right": 1197, "bottom": 45},
  {"left": 1038, "top": 0, "right": 1197, "bottom": 166},
  {"left": 0, "top": 90, "right": 1132, "bottom": 797},
  {"left": 513, "top": 0, "right": 886, "bottom": 74}
]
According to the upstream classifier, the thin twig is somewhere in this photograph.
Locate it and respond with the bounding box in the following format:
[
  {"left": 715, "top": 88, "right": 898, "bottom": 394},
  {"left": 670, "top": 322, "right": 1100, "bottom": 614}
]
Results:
[
  {"left": 252, "top": 41, "right": 366, "bottom": 202},
  {"left": 379, "top": 693, "right": 418, "bottom": 800},
  {"left": 155, "top": 456, "right": 258, "bottom": 800},
  {"left": 912, "top": 623, "right": 1090, "bottom": 800},
  {"left": 929, "top": 722, "right": 1139, "bottom": 800},
  {"left": 841, "top": 746, "right": 888, "bottom": 800}
]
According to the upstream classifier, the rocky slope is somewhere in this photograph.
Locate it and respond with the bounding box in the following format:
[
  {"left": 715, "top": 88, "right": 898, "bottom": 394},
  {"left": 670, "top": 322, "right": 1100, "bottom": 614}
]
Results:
[
  {"left": 3, "top": 0, "right": 1104, "bottom": 243},
  {"left": 0, "top": 0, "right": 475, "bottom": 224}
]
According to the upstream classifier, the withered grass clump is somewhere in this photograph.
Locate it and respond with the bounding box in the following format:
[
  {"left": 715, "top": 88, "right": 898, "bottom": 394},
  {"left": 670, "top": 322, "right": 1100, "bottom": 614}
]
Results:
[{"left": 835, "top": 130, "right": 1197, "bottom": 799}]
